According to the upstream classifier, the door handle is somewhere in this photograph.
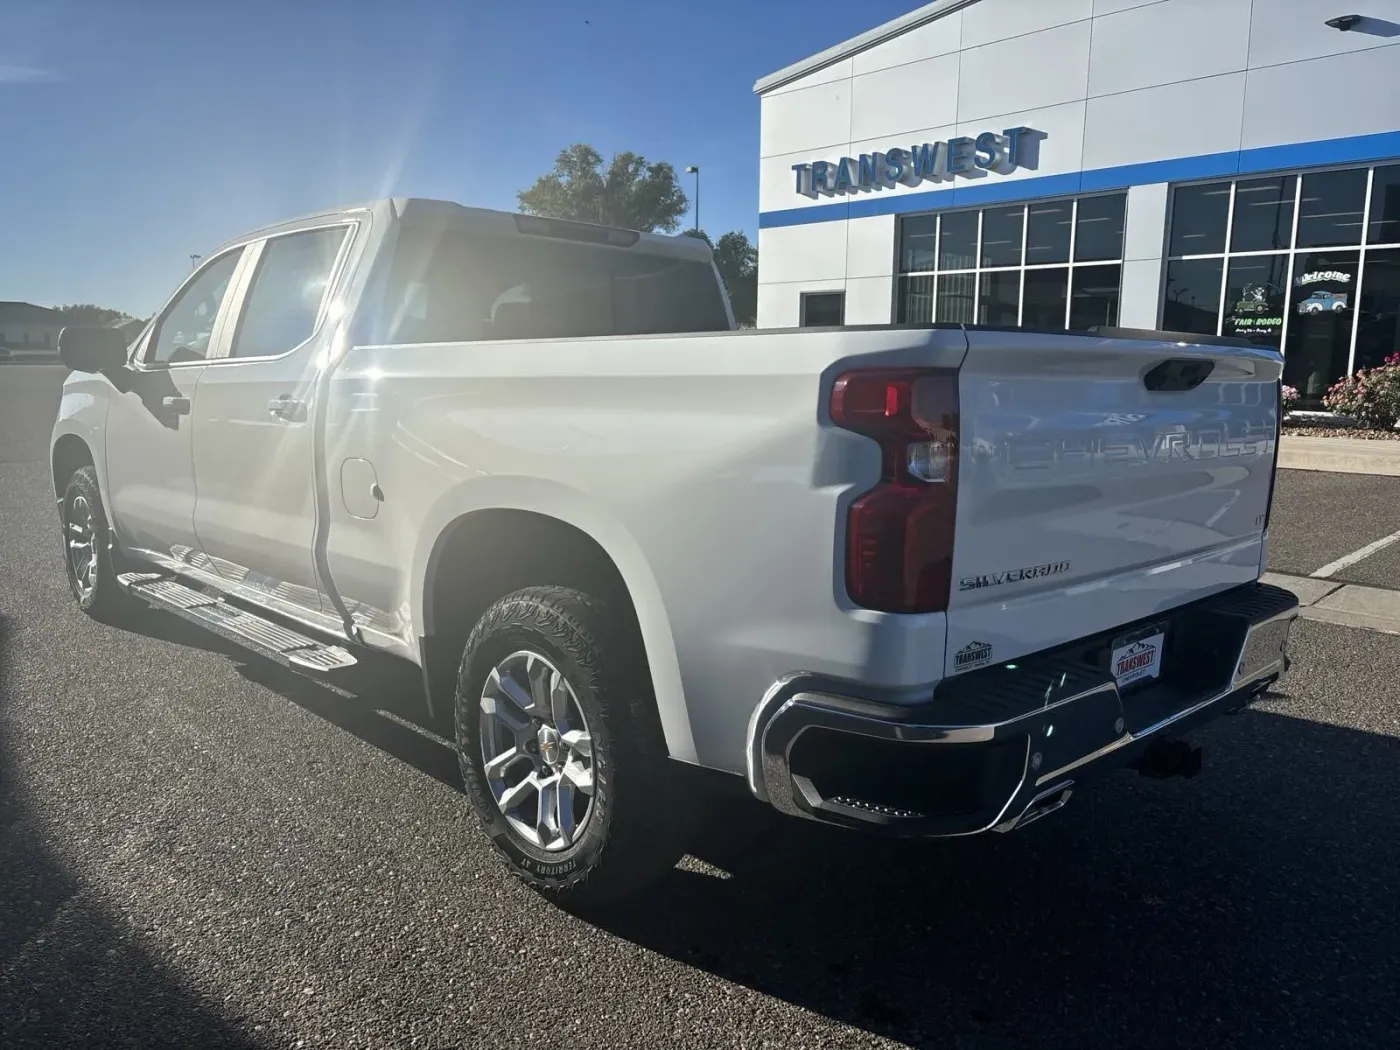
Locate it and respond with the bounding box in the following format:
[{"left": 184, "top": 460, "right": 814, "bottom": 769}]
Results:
[
  {"left": 267, "top": 395, "right": 307, "bottom": 422},
  {"left": 1144, "top": 359, "right": 1214, "bottom": 392},
  {"left": 161, "top": 396, "right": 191, "bottom": 415}
]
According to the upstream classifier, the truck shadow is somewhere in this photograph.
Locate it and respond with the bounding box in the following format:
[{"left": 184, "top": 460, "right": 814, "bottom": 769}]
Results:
[
  {"left": 94, "top": 607, "right": 1400, "bottom": 1047},
  {"left": 0, "top": 615, "right": 263, "bottom": 1050},
  {"left": 596, "top": 698, "right": 1400, "bottom": 1048},
  {"left": 111, "top": 608, "right": 461, "bottom": 790}
]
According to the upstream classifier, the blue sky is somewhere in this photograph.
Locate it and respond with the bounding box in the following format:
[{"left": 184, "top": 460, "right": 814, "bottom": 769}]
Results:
[{"left": 0, "top": 0, "right": 918, "bottom": 317}]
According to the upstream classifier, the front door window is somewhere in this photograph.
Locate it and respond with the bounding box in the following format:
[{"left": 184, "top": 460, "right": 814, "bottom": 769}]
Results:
[{"left": 147, "top": 251, "right": 241, "bottom": 365}]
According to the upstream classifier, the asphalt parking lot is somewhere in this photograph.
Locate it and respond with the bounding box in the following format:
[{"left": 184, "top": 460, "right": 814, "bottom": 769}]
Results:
[
  {"left": 3, "top": 363, "right": 1400, "bottom": 1050},
  {"left": 1268, "top": 469, "right": 1400, "bottom": 588}
]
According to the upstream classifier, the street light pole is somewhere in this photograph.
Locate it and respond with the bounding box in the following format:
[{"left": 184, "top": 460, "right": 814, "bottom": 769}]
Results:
[
  {"left": 190, "top": 254, "right": 201, "bottom": 271},
  {"left": 685, "top": 165, "right": 700, "bottom": 234}
]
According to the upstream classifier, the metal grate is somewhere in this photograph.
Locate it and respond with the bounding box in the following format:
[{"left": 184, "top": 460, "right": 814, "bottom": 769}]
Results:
[{"left": 827, "top": 796, "right": 925, "bottom": 820}]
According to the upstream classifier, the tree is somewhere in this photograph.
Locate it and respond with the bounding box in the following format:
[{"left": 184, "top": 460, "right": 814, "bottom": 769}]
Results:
[
  {"left": 518, "top": 144, "right": 689, "bottom": 233},
  {"left": 713, "top": 231, "right": 758, "bottom": 327},
  {"left": 685, "top": 229, "right": 759, "bottom": 326},
  {"left": 53, "top": 303, "right": 133, "bottom": 326}
]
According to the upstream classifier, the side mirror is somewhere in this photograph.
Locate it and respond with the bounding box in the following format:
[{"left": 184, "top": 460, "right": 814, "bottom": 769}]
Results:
[{"left": 58, "top": 326, "right": 131, "bottom": 372}]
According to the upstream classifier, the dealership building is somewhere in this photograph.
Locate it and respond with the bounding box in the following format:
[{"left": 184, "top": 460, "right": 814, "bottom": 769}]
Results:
[{"left": 753, "top": 0, "right": 1400, "bottom": 404}]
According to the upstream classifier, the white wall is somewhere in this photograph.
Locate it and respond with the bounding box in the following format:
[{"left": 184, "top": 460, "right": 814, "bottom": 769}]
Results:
[
  {"left": 756, "top": 0, "right": 1400, "bottom": 328},
  {"left": 1119, "top": 183, "right": 1169, "bottom": 328}
]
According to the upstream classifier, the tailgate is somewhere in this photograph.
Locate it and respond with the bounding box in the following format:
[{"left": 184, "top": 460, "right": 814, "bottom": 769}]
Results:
[{"left": 944, "top": 330, "right": 1281, "bottom": 678}]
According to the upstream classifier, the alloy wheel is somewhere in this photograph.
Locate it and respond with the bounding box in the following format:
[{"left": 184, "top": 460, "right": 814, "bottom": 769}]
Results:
[
  {"left": 478, "top": 650, "right": 595, "bottom": 851},
  {"left": 66, "top": 494, "right": 99, "bottom": 600}
]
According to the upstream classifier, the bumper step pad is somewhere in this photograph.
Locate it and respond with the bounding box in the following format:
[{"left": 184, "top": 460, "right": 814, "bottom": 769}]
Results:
[{"left": 117, "top": 572, "right": 356, "bottom": 672}]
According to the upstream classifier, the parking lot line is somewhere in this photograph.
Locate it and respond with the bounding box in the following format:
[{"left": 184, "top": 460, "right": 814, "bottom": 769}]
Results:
[{"left": 1310, "top": 528, "right": 1400, "bottom": 579}]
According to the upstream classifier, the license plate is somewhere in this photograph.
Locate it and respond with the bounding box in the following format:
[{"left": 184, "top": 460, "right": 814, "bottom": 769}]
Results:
[{"left": 1111, "top": 627, "right": 1165, "bottom": 689}]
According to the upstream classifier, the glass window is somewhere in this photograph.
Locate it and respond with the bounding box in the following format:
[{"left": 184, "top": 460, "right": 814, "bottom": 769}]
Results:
[
  {"left": 1022, "top": 268, "right": 1068, "bottom": 329},
  {"left": 1284, "top": 251, "right": 1360, "bottom": 402},
  {"left": 1025, "top": 200, "right": 1072, "bottom": 266},
  {"left": 800, "top": 291, "right": 844, "bottom": 327},
  {"left": 899, "top": 213, "right": 937, "bottom": 273},
  {"left": 936, "top": 272, "right": 976, "bottom": 323},
  {"left": 895, "top": 195, "right": 1121, "bottom": 328},
  {"left": 148, "top": 250, "right": 242, "bottom": 365},
  {"left": 978, "top": 271, "right": 1020, "bottom": 325},
  {"left": 1355, "top": 248, "right": 1400, "bottom": 370},
  {"left": 1368, "top": 165, "right": 1400, "bottom": 246},
  {"left": 380, "top": 229, "right": 730, "bottom": 342},
  {"left": 1230, "top": 176, "right": 1296, "bottom": 253},
  {"left": 1222, "top": 255, "right": 1289, "bottom": 346},
  {"left": 897, "top": 275, "right": 935, "bottom": 323},
  {"left": 980, "top": 205, "right": 1023, "bottom": 268},
  {"left": 1074, "top": 194, "right": 1125, "bottom": 262},
  {"left": 1296, "top": 168, "right": 1368, "bottom": 248},
  {"left": 231, "top": 227, "right": 347, "bottom": 358},
  {"left": 1069, "top": 264, "right": 1121, "bottom": 329},
  {"left": 1162, "top": 258, "right": 1223, "bottom": 335},
  {"left": 1168, "top": 182, "right": 1231, "bottom": 256},
  {"left": 938, "top": 211, "right": 978, "bottom": 271}
]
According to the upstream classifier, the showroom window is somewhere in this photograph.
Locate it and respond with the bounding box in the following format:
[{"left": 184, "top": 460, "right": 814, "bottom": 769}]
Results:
[
  {"left": 1163, "top": 163, "right": 1400, "bottom": 405},
  {"left": 896, "top": 193, "right": 1125, "bottom": 330},
  {"left": 800, "top": 291, "right": 845, "bottom": 327}
]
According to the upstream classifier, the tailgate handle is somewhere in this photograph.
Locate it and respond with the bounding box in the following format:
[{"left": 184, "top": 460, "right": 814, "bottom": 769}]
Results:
[{"left": 1143, "top": 359, "right": 1215, "bottom": 392}]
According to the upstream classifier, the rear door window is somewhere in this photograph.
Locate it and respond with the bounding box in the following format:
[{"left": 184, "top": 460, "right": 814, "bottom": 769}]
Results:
[
  {"left": 230, "top": 226, "right": 349, "bottom": 358},
  {"left": 378, "top": 230, "right": 729, "bottom": 344}
]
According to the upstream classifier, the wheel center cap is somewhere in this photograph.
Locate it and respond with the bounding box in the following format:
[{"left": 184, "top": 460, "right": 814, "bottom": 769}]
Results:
[{"left": 537, "top": 725, "right": 562, "bottom": 767}]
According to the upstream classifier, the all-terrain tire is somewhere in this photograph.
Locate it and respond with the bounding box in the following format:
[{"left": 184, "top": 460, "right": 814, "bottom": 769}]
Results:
[
  {"left": 60, "top": 466, "right": 143, "bottom": 622},
  {"left": 455, "top": 586, "right": 691, "bottom": 909}
]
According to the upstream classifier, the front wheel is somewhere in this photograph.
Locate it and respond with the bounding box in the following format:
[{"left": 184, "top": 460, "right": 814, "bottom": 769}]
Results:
[
  {"left": 60, "top": 465, "right": 141, "bottom": 621},
  {"left": 455, "top": 586, "right": 691, "bottom": 908}
]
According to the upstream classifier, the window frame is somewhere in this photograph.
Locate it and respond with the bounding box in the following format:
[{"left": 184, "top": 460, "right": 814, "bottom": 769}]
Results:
[
  {"left": 1160, "top": 162, "right": 1400, "bottom": 376},
  {"left": 895, "top": 191, "right": 1126, "bottom": 329},
  {"left": 215, "top": 220, "right": 359, "bottom": 365},
  {"left": 135, "top": 246, "right": 252, "bottom": 371},
  {"left": 799, "top": 290, "right": 845, "bottom": 327}
]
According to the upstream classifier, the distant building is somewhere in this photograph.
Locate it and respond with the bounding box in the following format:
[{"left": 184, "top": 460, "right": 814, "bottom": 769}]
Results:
[
  {"left": 755, "top": 0, "right": 1400, "bottom": 407},
  {"left": 0, "top": 301, "right": 63, "bottom": 351},
  {"left": 110, "top": 317, "right": 146, "bottom": 342}
]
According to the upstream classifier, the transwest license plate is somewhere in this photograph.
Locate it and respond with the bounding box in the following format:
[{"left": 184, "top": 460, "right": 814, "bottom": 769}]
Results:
[{"left": 1111, "top": 626, "right": 1166, "bottom": 689}]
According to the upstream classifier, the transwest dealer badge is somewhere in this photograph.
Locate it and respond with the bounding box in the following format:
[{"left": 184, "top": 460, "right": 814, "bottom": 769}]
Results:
[{"left": 954, "top": 641, "right": 993, "bottom": 673}]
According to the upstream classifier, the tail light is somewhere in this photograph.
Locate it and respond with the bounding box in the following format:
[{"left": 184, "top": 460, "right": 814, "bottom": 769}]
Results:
[{"left": 830, "top": 368, "right": 959, "bottom": 613}]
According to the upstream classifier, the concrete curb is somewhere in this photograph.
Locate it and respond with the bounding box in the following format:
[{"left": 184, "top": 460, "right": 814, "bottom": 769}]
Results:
[
  {"left": 1278, "top": 435, "right": 1400, "bottom": 477},
  {"left": 1262, "top": 572, "right": 1400, "bottom": 637}
]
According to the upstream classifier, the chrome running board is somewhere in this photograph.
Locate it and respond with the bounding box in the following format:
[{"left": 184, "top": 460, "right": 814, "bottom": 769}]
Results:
[{"left": 117, "top": 572, "right": 357, "bottom": 672}]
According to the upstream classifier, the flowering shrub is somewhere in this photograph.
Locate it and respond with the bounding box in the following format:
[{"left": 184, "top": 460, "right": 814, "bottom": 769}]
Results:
[
  {"left": 1323, "top": 353, "right": 1400, "bottom": 429},
  {"left": 1281, "top": 385, "right": 1300, "bottom": 414}
]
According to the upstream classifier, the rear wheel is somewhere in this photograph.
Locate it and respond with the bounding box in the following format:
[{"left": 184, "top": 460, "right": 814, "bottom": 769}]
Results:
[
  {"left": 60, "top": 466, "right": 141, "bottom": 621},
  {"left": 455, "top": 586, "right": 691, "bottom": 908}
]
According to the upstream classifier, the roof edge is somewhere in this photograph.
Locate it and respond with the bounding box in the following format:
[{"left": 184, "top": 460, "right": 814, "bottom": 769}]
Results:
[{"left": 753, "top": 0, "right": 981, "bottom": 95}]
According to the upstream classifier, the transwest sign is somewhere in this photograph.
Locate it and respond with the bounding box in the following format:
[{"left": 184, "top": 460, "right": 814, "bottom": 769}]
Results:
[{"left": 791, "top": 126, "right": 1044, "bottom": 198}]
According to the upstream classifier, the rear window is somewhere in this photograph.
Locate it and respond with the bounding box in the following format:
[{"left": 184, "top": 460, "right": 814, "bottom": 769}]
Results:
[{"left": 376, "top": 228, "right": 729, "bottom": 344}]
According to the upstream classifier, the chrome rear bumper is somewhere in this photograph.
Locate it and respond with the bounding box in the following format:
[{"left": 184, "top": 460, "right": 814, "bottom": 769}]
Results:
[{"left": 746, "top": 582, "right": 1298, "bottom": 837}]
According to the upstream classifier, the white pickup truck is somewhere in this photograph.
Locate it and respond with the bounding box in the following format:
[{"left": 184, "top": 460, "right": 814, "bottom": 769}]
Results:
[{"left": 52, "top": 198, "right": 1297, "bottom": 906}]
